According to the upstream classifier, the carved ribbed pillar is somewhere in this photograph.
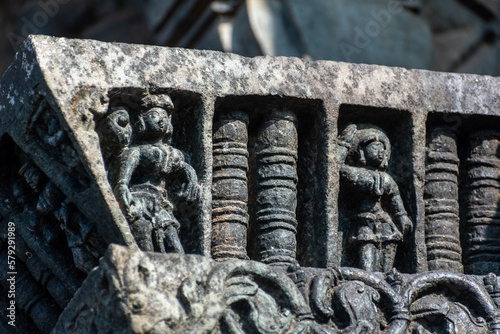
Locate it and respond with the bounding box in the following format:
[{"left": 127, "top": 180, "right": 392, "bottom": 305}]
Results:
[
  {"left": 462, "top": 130, "right": 500, "bottom": 275},
  {"left": 424, "top": 126, "right": 463, "bottom": 272},
  {"left": 255, "top": 110, "right": 298, "bottom": 267},
  {"left": 211, "top": 111, "right": 249, "bottom": 260}
]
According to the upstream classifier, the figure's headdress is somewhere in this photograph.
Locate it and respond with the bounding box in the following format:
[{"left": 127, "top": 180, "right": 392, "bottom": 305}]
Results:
[
  {"left": 135, "top": 94, "right": 174, "bottom": 143},
  {"left": 141, "top": 94, "right": 174, "bottom": 112},
  {"left": 347, "top": 124, "right": 391, "bottom": 169}
]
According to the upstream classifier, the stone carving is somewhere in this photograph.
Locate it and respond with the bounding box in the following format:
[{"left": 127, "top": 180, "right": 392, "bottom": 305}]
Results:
[
  {"left": 0, "top": 137, "right": 100, "bottom": 332},
  {"left": 485, "top": 273, "right": 500, "bottom": 309},
  {"left": 310, "top": 269, "right": 387, "bottom": 333},
  {"left": 98, "top": 93, "right": 200, "bottom": 254},
  {"left": 461, "top": 131, "right": 500, "bottom": 275},
  {"left": 5, "top": 36, "right": 500, "bottom": 333},
  {"left": 28, "top": 98, "right": 91, "bottom": 190},
  {"left": 16, "top": 161, "right": 65, "bottom": 246},
  {"left": 53, "top": 244, "right": 313, "bottom": 334},
  {"left": 409, "top": 295, "right": 488, "bottom": 333},
  {"left": 55, "top": 245, "right": 500, "bottom": 334},
  {"left": 403, "top": 272, "right": 500, "bottom": 333},
  {"left": 255, "top": 110, "right": 299, "bottom": 268},
  {"left": 55, "top": 199, "right": 107, "bottom": 273},
  {"left": 338, "top": 124, "right": 413, "bottom": 272},
  {"left": 424, "top": 126, "right": 463, "bottom": 272},
  {"left": 212, "top": 111, "right": 250, "bottom": 260},
  {"left": 15, "top": 159, "right": 106, "bottom": 274}
]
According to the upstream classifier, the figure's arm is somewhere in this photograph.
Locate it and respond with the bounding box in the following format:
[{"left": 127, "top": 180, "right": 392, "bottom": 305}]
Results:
[
  {"left": 339, "top": 164, "right": 363, "bottom": 186},
  {"left": 178, "top": 161, "right": 200, "bottom": 201},
  {"left": 338, "top": 124, "right": 365, "bottom": 186},
  {"left": 114, "top": 148, "right": 140, "bottom": 210},
  {"left": 337, "top": 124, "right": 357, "bottom": 164},
  {"left": 386, "top": 177, "right": 413, "bottom": 235},
  {"left": 168, "top": 148, "right": 200, "bottom": 201}
]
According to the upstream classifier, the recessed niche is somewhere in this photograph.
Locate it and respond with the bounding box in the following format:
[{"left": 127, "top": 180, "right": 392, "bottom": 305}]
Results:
[
  {"left": 99, "top": 88, "right": 205, "bottom": 255},
  {"left": 426, "top": 112, "right": 500, "bottom": 275},
  {"left": 212, "top": 95, "right": 328, "bottom": 267},
  {"left": 338, "top": 104, "right": 415, "bottom": 272}
]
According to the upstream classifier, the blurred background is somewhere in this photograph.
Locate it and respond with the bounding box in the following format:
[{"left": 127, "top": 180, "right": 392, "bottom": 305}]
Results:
[{"left": 1, "top": 0, "right": 499, "bottom": 76}]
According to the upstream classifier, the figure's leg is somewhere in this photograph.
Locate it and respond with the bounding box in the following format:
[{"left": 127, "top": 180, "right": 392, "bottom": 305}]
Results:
[
  {"left": 164, "top": 224, "right": 184, "bottom": 254},
  {"left": 381, "top": 242, "right": 397, "bottom": 272},
  {"left": 130, "top": 217, "right": 154, "bottom": 252},
  {"left": 155, "top": 208, "right": 184, "bottom": 254},
  {"left": 153, "top": 228, "right": 166, "bottom": 253},
  {"left": 359, "top": 243, "right": 377, "bottom": 272}
]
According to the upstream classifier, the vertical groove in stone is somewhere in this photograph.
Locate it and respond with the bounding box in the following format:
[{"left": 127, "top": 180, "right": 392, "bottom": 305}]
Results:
[
  {"left": 255, "top": 110, "right": 298, "bottom": 267},
  {"left": 211, "top": 111, "right": 249, "bottom": 260},
  {"left": 424, "top": 126, "right": 463, "bottom": 272},
  {"left": 462, "top": 130, "right": 500, "bottom": 275}
]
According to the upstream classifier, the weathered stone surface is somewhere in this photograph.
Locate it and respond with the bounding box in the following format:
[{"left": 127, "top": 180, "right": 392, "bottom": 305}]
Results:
[
  {"left": 2, "top": 35, "right": 500, "bottom": 332},
  {"left": 424, "top": 126, "right": 463, "bottom": 273},
  {"left": 54, "top": 244, "right": 500, "bottom": 333},
  {"left": 53, "top": 244, "right": 313, "bottom": 334},
  {"left": 338, "top": 124, "right": 412, "bottom": 272}
]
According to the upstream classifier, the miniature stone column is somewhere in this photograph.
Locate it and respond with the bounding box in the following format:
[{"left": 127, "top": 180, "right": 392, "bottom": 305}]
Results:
[
  {"left": 462, "top": 130, "right": 500, "bottom": 275},
  {"left": 255, "top": 110, "right": 298, "bottom": 267},
  {"left": 211, "top": 111, "right": 250, "bottom": 260},
  {"left": 424, "top": 126, "right": 463, "bottom": 272}
]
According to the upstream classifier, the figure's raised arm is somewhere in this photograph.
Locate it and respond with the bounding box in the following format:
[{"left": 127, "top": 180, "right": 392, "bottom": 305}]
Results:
[{"left": 337, "top": 124, "right": 357, "bottom": 164}]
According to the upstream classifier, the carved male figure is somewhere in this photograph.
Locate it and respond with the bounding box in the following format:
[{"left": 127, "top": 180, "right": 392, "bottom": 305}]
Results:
[
  {"left": 338, "top": 124, "right": 412, "bottom": 272},
  {"left": 106, "top": 94, "right": 199, "bottom": 254}
]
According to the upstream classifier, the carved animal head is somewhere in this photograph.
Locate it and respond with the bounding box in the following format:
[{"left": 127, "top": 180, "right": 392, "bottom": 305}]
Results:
[{"left": 120, "top": 251, "right": 188, "bottom": 333}]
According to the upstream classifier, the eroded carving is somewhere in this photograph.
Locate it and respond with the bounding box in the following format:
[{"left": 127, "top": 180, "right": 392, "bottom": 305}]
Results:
[
  {"left": 28, "top": 98, "right": 90, "bottom": 189},
  {"left": 461, "top": 130, "right": 500, "bottom": 275},
  {"left": 0, "top": 245, "right": 62, "bottom": 333},
  {"left": 0, "top": 230, "right": 73, "bottom": 307},
  {"left": 485, "top": 273, "right": 500, "bottom": 309},
  {"left": 57, "top": 246, "right": 500, "bottom": 334},
  {"left": 409, "top": 295, "right": 488, "bottom": 334},
  {"left": 338, "top": 124, "right": 412, "bottom": 272},
  {"left": 212, "top": 111, "right": 250, "bottom": 260},
  {"left": 424, "top": 126, "right": 463, "bottom": 272},
  {"left": 16, "top": 160, "right": 106, "bottom": 273},
  {"left": 5, "top": 36, "right": 500, "bottom": 334},
  {"left": 54, "top": 244, "right": 314, "bottom": 334},
  {"left": 255, "top": 110, "right": 299, "bottom": 268},
  {"left": 0, "top": 133, "right": 102, "bottom": 332},
  {"left": 403, "top": 272, "right": 500, "bottom": 333},
  {"left": 98, "top": 93, "right": 200, "bottom": 254},
  {"left": 310, "top": 269, "right": 387, "bottom": 333}
]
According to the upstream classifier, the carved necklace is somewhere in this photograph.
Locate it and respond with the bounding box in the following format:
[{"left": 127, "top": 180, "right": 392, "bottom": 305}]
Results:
[{"left": 373, "top": 171, "right": 384, "bottom": 196}]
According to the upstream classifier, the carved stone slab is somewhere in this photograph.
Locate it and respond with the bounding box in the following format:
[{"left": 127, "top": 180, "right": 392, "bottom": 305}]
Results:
[
  {"left": 1, "top": 35, "right": 500, "bottom": 333},
  {"left": 53, "top": 245, "right": 500, "bottom": 333}
]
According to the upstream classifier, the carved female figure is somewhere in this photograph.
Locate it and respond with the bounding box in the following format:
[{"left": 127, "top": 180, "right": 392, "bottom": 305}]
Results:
[
  {"left": 111, "top": 95, "right": 199, "bottom": 254},
  {"left": 338, "top": 124, "right": 412, "bottom": 272}
]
